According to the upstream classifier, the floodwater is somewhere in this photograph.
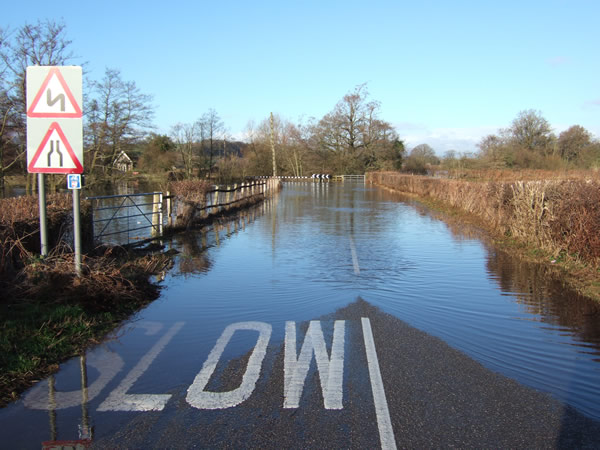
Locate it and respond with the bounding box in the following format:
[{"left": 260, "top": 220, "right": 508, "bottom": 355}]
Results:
[{"left": 2, "top": 181, "right": 600, "bottom": 445}]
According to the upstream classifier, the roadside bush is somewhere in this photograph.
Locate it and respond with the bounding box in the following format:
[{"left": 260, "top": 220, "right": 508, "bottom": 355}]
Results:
[{"left": 0, "top": 194, "right": 92, "bottom": 277}]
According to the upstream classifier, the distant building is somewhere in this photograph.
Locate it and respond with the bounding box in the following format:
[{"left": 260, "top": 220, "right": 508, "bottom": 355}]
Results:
[{"left": 113, "top": 151, "right": 133, "bottom": 172}]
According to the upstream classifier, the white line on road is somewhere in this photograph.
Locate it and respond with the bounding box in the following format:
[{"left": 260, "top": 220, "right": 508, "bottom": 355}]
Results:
[
  {"left": 97, "top": 321, "right": 184, "bottom": 412},
  {"left": 349, "top": 236, "right": 360, "bottom": 275},
  {"left": 284, "top": 320, "right": 345, "bottom": 409},
  {"left": 25, "top": 351, "right": 124, "bottom": 410},
  {"left": 362, "top": 317, "right": 397, "bottom": 450},
  {"left": 186, "top": 321, "right": 272, "bottom": 410}
]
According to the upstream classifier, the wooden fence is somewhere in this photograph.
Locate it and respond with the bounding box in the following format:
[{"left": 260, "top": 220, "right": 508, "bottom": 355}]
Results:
[{"left": 167, "top": 179, "right": 281, "bottom": 230}]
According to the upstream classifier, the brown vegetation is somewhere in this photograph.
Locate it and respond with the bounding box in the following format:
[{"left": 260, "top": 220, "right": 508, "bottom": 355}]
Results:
[
  {"left": 369, "top": 172, "right": 600, "bottom": 267},
  {"left": 0, "top": 192, "right": 173, "bottom": 406},
  {"left": 0, "top": 193, "right": 92, "bottom": 277},
  {"left": 0, "top": 247, "right": 171, "bottom": 406},
  {"left": 442, "top": 168, "right": 600, "bottom": 182}
]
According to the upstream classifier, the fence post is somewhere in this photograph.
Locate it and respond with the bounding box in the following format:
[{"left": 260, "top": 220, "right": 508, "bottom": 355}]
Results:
[
  {"left": 152, "top": 193, "right": 160, "bottom": 237},
  {"left": 225, "top": 185, "right": 231, "bottom": 210},
  {"left": 232, "top": 183, "right": 238, "bottom": 207},
  {"left": 159, "top": 192, "right": 163, "bottom": 236},
  {"left": 213, "top": 186, "right": 220, "bottom": 215},
  {"left": 166, "top": 191, "right": 172, "bottom": 226}
]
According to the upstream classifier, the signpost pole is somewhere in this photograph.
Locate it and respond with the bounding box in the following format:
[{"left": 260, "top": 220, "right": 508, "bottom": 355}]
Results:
[
  {"left": 73, "top": 184, "right": 82, "bottom": 276},
  {"left": 38, "top": 173, "right": 48, "bottom": 257},
  {"left": 27, "top": 66, "right": 83, "bottom": 273}
]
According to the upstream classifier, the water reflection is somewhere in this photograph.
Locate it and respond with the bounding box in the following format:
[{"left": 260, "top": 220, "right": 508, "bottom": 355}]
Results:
[
  {"left": 486, "top": 249, "right": 600, "bottom": 358},
  {"left": 41, "top": 356, "right": 94, "bottom": 447},
  {"left": 368, "top": 187, "right": 600, "bottom": 418},
  {"left": 168, "top": 201, "right": 271, "bottom": 277},
  {"left": 2, "top": 180, "right": 600, "bottom": 448}
]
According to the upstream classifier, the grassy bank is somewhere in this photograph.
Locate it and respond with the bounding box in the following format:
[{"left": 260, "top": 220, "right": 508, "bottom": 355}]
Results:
[
  {"left": 368, "top": 171, "right": 600, "bottom": 300},
  {"left": 0, "top": 246, "right": 172, "bottom": 407},
  {"left": 0, "top": 192, "right": 174, "bottom": 406}
]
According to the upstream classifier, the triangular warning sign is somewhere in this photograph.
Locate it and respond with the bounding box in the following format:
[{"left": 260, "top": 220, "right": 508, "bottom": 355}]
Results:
[
  {"left": 27, "top": 67, "right": 82, "bottom": 118},
  {"left": 28, "top": 122, "right": 83, "bottom": 174}
]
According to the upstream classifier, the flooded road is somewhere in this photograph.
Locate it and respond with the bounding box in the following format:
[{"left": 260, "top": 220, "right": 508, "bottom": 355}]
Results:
[{"left": 2, "top": 181, "right": 600, "bottom": 448}]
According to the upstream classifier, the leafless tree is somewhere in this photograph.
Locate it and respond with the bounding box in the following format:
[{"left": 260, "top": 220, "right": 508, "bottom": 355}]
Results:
[
  {"left": 508, "top": 109, "right": 555, "bottom": 155},
  {"left": 314, "top": 84, "right": 398, "bottom": 173},
  {"left": 85, "top": 68, "right": 154, "bottom": 176},
  {"left": 170, "top": 122, "right": 199, "bottom": 178},
  {"left": 558, "top": 125, "right": 592, "bottom": 162},
  {"left": 0, "top": 20, "right": 77, "bottom": 193},
  {"left": 199, "top": 108, "right": 223, "bottom": 177}
]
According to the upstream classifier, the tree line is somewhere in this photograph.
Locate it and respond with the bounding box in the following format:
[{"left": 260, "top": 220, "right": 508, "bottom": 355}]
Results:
[
  {"left": 2, "top": 21, "right": 599, "bottom": 195},
  {"left": 475, "top": 110, "right": 600, "bottom": 170},
  {"left": 0, "top": 20, "right": 404, "bottom": 192},
  {"left": 430, "top": 110, "right": 600, "bottom": 174},
  {"left": 0, "top": 20, "right": 156, "bottom": 192}
]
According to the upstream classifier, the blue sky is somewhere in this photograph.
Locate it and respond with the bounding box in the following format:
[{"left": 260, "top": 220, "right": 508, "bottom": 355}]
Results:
[{"left": 3, "top": 0, "right": 599, "bottom": 153}]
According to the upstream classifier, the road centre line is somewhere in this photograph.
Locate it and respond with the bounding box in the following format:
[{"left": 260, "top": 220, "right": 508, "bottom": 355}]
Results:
[
  {"left": 361, "top": 317, "right": 397, "bottom": 450},
  {"left": 350, "top": 236, "right": 360, "bottom": 275}
]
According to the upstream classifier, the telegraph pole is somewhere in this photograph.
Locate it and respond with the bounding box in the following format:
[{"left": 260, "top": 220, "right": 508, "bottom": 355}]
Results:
[{"left": 270, "top": 112, "right": 277, "bottom": 177}]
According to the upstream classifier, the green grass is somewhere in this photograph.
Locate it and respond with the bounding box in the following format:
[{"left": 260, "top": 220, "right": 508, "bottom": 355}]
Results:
[{"left": 0, "top": 251, "right": 169, "bottom": 406}]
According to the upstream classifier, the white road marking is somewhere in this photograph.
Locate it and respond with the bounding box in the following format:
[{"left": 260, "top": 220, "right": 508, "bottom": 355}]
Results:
[
  {"left": 284, "top": 320, "right": 345, "bottom": 409},
  {"left": 362, "top": 317, "right": 397, "bottom": 450},
  {"left": 24, "top": 351, "right": 124, "bottom": 410},
  {"left": 350, "top": 236, "right": 360, "bottom": 275},
  {"left": 135, "top": 321, "right": 163, "bottom": 336},
  {"left": 186, "top": 321, "right": 272, "bottom": 409},
  {"left": 97, "top": 321, "right": 184, "bottom": 412}
]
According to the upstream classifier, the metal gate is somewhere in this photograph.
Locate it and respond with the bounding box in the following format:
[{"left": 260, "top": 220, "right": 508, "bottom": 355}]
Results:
[{"left": 87, "top": 192, "right": 163, "bottom": 245}]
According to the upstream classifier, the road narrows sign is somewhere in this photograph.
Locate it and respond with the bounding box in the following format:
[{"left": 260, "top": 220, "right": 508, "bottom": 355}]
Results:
[
  {"left": 27, "top": 67, "right": 82, "bottom": 118},
  {"left": 28, "top": 122, "right": 83, "bottom": 173}
]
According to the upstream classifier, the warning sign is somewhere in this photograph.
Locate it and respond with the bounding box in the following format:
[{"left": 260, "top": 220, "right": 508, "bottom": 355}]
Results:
[
  {"left": 28, "top": 122, "right": 83, "bottom": 174},
  {"left": 27, "top": 67, "right": 82, "bottom": 118},
  {"left": 27, "top": 66, "right": 83, "bottom": 174}
]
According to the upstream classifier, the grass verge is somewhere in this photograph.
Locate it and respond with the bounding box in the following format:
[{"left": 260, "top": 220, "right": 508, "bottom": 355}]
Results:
[{"left": 0, "top": 247, "right": 172, "bottom": 407}]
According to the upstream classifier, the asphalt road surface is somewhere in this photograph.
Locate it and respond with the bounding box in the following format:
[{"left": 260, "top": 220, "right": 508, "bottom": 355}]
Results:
[{"left": 78, "top": 299, "right": 600, "bottom": 449}]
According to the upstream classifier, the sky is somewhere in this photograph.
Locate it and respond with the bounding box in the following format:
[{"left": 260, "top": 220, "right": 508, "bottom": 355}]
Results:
[{"left": 3, "top": 0, "right": 599, "bottom": 154}]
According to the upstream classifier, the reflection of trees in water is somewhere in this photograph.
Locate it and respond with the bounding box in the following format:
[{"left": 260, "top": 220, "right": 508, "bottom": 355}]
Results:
[
  {"left": 173, "top": 206, "right": 263, "bottom": 276},
  {"left": 177, "top": 231, "right": 212, "bottom": 275},
  {"left": 486, "top": 249, "right": 600, "bottom": 352},
  {"left": 405, "top": 195, "right": 600, "bottom": 358}
]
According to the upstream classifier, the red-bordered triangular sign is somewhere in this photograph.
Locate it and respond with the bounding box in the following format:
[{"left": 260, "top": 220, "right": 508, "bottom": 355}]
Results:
[
  {"left": 28, "top": 122, "right": 83, "bottom": 174},
  {"left": 27, "top": 67, "right": 82, "bottom": 118}
]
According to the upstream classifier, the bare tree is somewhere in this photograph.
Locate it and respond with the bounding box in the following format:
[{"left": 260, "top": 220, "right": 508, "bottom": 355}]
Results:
[
  {"left": 85, "top": 68, "right": 154, "bottom": 177},
  {"left": 199, "top": 108, "right": 223, "bottom": 177},
  {"left": 314, "top": 84, "right": 398, "bottom": 173},
  {"left": 508, "top": 109, "right": 555, "bottom": 155},
  {"left": 170, "top": 122, "right": 198, "bottom": 177},
  {"left": 0, "top": 20, "right": 77, "bottom": 193},
  {"left": 558, "top": 125, "right": 592, "bottom": 162}
]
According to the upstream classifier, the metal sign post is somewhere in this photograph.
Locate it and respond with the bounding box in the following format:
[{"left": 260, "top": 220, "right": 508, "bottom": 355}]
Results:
[
  {"left": 27, "top": 66, "right": 83, "bottom": 273},
  {"left": 68, "top": 174, "right": 82, "bottom": 275},
  {"left": 38, "top": 174, "right": 48, "bottom": 256}
]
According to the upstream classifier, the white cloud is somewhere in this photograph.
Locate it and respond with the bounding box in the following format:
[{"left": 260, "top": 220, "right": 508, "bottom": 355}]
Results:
[
  {"left": 583, "top": 99, "right": 600, "bottom": 109},
  {"left": 546, "top": 56, "right": 570, "bottom": 66}
]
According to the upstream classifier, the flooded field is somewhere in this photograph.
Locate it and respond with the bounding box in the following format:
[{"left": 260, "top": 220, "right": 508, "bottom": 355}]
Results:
[{"left": 1, "top": 181, "right": 599, "bottom": 447}]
